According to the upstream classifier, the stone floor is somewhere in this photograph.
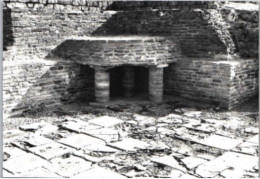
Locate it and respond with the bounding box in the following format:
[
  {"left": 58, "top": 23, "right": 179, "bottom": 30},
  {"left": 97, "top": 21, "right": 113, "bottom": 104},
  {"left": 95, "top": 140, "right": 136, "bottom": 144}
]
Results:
[{"left": 3, "top": 97, "right": 259, "bottom": 178}]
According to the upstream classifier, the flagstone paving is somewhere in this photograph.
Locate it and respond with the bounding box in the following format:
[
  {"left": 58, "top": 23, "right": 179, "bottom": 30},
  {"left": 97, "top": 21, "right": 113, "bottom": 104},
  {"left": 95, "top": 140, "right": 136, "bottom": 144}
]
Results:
[{"left": 3, "top": 101, "right": 259, "bottom": 178}]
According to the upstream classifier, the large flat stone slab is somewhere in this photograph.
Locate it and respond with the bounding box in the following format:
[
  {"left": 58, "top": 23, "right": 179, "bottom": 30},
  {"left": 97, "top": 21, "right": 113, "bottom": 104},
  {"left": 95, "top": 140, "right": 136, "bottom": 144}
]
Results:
[
  {"left": 35, "top": 124, "right": 59, "bottom": 135},
  {"left": 3, "top": 130, "right": 27, "bottom": 143},
  {"left": 60, "top": 119, "right": 101, "bottom": 133},
  {"left": 83, "top": 128, "right": 122, "bottom": 142},
  {"left": 49, "top": 156, "right": 93, "bottom": 177},
  {"left": 22, "top": 134, "right": 55, "bottom": 147},
  {"left": 150, "top": 155, "right": 186, "bottom": 172},
  {"left": 15, "top": 167, "right": 60, "bottom": 177},
  {"left": 73, "top": 166, "right": 126, "bottom": 178},
  {"left": 29, "top": 142, "right": 74, "bottom": 160},
  {"left": 82, "top": 143, "right": 120, "bottom": 153},
  {"left": 3, "top": 153, "right": 49, "bottom": 174},
  {"left": 180, "top": 157, "right": 207, "bottom": 170},
  {"left": 4, "top": 147, "right": 28, "bottom": 160},
  {"left": 58, "top": 134, "right": 105, "bottom": 150},
  {"left": 108, "top": 138, "right": 149, "bottom": 151},
  {"left": 195, "top": 152, "right": 258, "bottom": 178},
  {"left": 88, "top": 116, "right": 124, "bottom": 127},
  {"left": 247, "top": 135, "right": 258, "bottom": 144},
  {"left": 231, "top": 141, "right": 258, "bottom": 156},
  {"left": 196, "top": 134, "right": 242, "bottom": 150}
]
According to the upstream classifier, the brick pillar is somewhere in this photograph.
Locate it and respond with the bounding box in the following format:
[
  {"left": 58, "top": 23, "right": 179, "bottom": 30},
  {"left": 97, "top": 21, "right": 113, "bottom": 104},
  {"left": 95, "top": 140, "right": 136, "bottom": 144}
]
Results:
[
  {"left": 95, "top": 67, "right": 110, "bottom": 103},
  {"left": 123, "top": 67, "right": 135, "bottom": 97},
  {"left": 149, "top": 66, "right": 164, "bottom": 102}
]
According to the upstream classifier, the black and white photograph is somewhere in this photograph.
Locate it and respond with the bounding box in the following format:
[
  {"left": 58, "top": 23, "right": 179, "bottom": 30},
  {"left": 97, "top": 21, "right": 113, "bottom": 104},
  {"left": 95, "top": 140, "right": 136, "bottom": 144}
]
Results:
[{"left": 2, "top": 0, "right": 259, "bottom": 178}]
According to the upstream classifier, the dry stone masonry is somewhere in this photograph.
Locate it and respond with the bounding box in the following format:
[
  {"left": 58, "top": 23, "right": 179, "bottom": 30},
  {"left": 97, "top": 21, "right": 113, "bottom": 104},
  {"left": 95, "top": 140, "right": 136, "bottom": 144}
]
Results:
[{"left": 3, "top": 0, "right": 259, "bottom": 116}]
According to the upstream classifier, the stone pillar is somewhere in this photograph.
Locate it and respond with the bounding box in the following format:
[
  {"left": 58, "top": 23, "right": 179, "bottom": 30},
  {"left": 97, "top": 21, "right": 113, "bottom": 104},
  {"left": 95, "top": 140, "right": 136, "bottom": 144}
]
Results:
[
  {"left": 95, "top": 67, "right": 110, "bottom": 103},
  {"left": 149, "top": 66, "right": 164, "bottom": 102},
  {"left": 122, "top": 67, "right": 135, "bottom": 97}
]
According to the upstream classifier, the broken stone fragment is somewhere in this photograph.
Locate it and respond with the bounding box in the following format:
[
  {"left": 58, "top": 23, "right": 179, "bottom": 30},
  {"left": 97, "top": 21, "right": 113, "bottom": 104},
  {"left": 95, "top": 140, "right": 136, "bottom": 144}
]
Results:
[
  {"left": 83, "top": 128, "right": 124, "bottom": 142},
  {"left": 158, "top": 114, "right": 184, "bottom": 124},
  {"left": 88, "top": 116, "right": 124, "bottom": 127},
  {"left": 180, "top": 156, "right": 207, "bottom": 170},
  {"left": 183, "top": 111, "right": 202, "bottom": 118},
  {"left": 19, "top": 121, "right": 49, "bottom": 132},
  {"left": 231, "top": 141, "right": 258, "bottom": 156},
  {"left": 150, "top": 155, "right": 187, "bottom": 172},
  {"left": 108, "top": 138, "right": 150, "bottom": 151},
  {"left": 195, "top": 134, "right": 243, "bottom": 150}
]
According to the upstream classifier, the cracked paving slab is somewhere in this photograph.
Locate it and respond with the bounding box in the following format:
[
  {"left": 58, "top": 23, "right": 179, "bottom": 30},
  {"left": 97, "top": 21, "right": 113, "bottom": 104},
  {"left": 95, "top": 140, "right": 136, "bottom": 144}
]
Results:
[
  {"left": 3, "top": 153, "right": 50, "bottom": 174},
  {"left": 195, "top": 152, "right": 258, "bottom": 178},
  {"left": 73, "top": 165, "right": 127, "bottom": 178},
  {"left": 60, "top": 119, "right": 102, "bottom": 133},
  {"left": 48, "top": 155, "right": 93, "bottom": 177},
  {"left": 194, "top": 134, "right": 243, "bottom": 150},
  {"left": 88, "top": 116, "right": 124, "bottom": 127},
  {"left": 28, "top": 142, "right": 74, "bottom": 160},
  {"left": 108, "top": 138, "right": 150, "bottom": 151},
  {"left": 58, "top": 133, "right": 106, "bottom": 150}
]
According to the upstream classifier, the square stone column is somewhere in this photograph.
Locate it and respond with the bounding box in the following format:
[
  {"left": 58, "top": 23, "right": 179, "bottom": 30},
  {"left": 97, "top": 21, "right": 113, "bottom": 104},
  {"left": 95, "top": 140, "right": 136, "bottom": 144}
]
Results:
[
  {"left": 95, "top": 67, "right": 110, "bottom": 103},
  {"left": 149, "top": 66, "right": 164, "bottom": 102},
  {"left": 122, "top": 67, "right": 135, "bottom": 97}
]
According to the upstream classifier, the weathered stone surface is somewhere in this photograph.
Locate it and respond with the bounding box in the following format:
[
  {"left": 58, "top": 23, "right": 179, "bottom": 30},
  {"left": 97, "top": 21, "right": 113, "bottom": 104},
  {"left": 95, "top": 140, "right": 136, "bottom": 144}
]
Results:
[
  {"left": 35, "top": 124, "right": 59, "bottom": 135},
  {"left": 151, "top": 155, "right": 187, "bottom": 172},
  {"left": 82, "top": 143, "right": 120, "bottom": 153},
  {"left": 22, "top": 134, "right": 55, "bottom": 146},
  {"left": 180, "top": 157, "right": 207, "bottom": 169},
  {"left": 231, "top": 141, "right": 258, "bottom": 156},
  {"left": 29, "top": 142, "right": 73, "bottom": 160},
  {"left": 3, "top": 169, "right": 13, "bottom": 177},
  {"left": 4, "top": 147, "right": 28, "bottom": 159},
  {"left": 19, "top": 121, "right": 49, "bottom": 131},
  {"left": 3, "top": 130, "right": 26, "bottom": 143},
  {"left": 83, "top": 128, "right": 123, "bottom": 142},
  {"left": 158, "top": 114, "right": 184, "bottom": 124},
  {"left": 195, "top": 152, "right": 258, "bottom": 178},
  {"left": 182, "top": 123, "right": 216, "bottom": 133},
  {"left": 3, "top": 153, "right": 49, "bottom": 174},
  {"left": 60, "top": 119, "right": 101, "bottom": 133},
  {"left": 49, "top": 156, "right": 93, "bottom": 177},
  {"left": 196, "top": 134, "right": 242, "bottom": 150},
  {"left": 15, "top": 167, "right": 60, "bottom": 177},
  {"left": 247, "top": 134, "right": 258, "bottom": 144},
  {"left": 73, "top": 166, "right": 126, "bottom": 178},
  {"left": 108, "top": 138, "right": 149, "bottom": 151},
  {"left": 58, "top": 134, "right": 105, "bottom": 150},
  {"left": 183, "top": 111, "right": 202, "bottom": 118},
  {"left": 88, "top": 116, "right": 124, "bottom": 127}
]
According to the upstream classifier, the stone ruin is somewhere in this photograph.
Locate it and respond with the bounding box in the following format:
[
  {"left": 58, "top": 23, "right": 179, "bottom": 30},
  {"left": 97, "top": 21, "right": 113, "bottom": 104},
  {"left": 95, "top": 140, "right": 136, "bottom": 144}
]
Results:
[{"left": 3, "top": 1, "right": 259, "bottom": 117}]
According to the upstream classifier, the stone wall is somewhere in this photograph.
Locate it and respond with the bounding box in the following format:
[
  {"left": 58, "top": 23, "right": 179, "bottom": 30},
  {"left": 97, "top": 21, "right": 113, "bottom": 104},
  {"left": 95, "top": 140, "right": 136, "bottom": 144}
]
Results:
[
  {"left": 164, "top": 60, "right": 232, "bottom": 108},
  {"left": 229, "top": 59, "right": 258, "bottom": 108},
  {"left": 3, "top": 1, "right": 259, "bottom": 115},
  {"left": 3, "top": 60, "right": 94, "bottom": 116},
  {"left": 50, "top": 37, "right": 180, "bottom": 66}
]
